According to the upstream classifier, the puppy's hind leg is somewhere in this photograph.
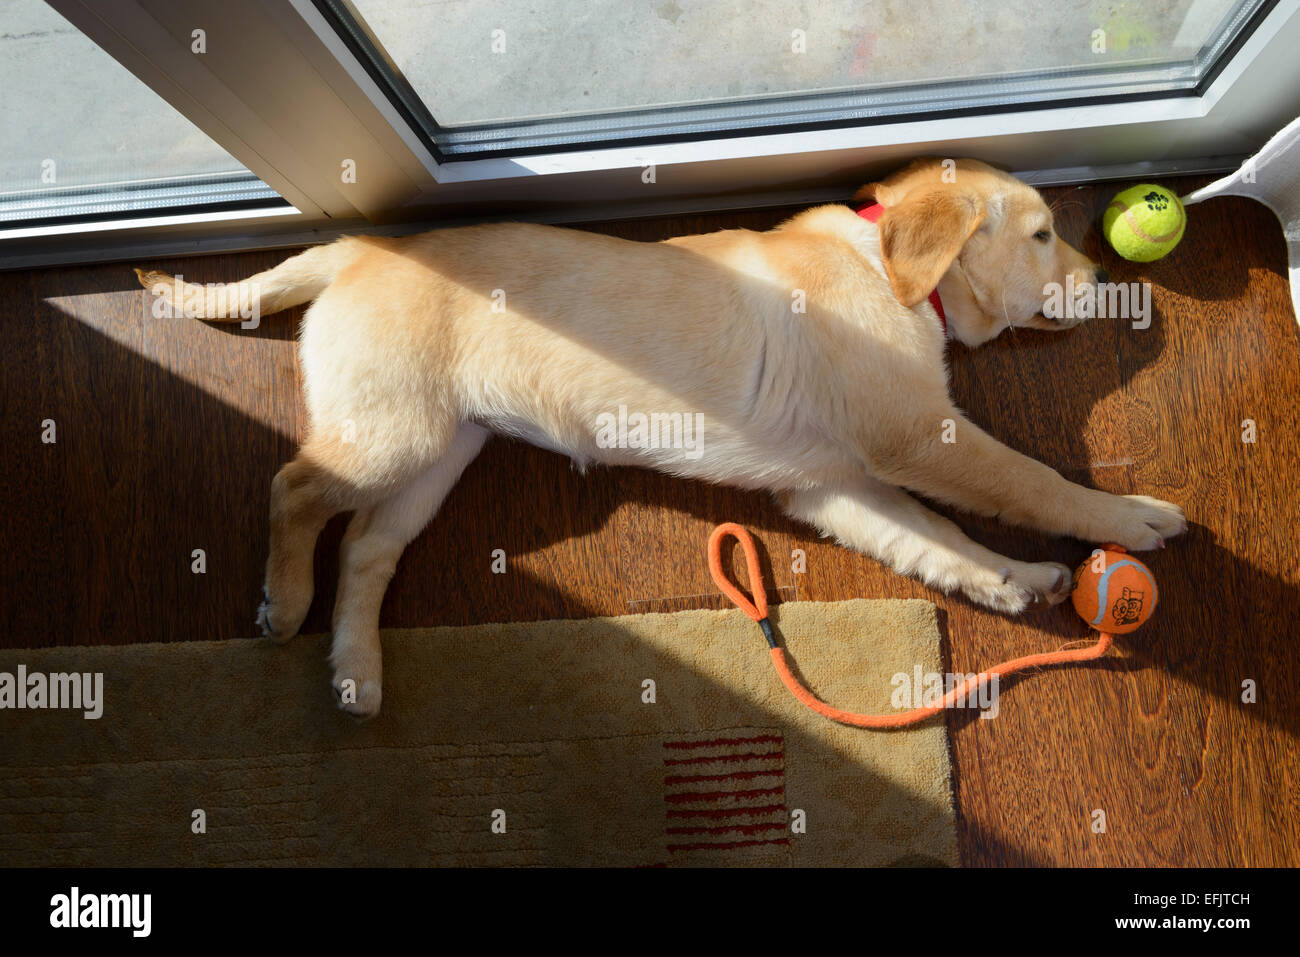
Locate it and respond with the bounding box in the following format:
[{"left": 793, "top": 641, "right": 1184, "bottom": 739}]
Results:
[
  {"left": 258, "top": 410, "right": 459, "bottom": 643},
  {"left": 258, "top": 445, "right": 345, "bottom": 643},
  {"left": 784, "top": 476, "right": 1072, "bottom": 614},
  {"left": 329, "top": 423, "right": 490, "bottom": 718}
]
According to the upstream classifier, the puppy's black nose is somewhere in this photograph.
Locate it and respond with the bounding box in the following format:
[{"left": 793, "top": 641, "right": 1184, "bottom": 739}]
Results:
[{"left": 1094, "top": 268, "right": 1109, "bottom": 285}]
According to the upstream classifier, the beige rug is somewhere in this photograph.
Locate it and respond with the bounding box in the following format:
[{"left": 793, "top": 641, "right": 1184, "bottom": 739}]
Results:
[{"left": 0, "top": 600, "right": 956, "bottom": 867}]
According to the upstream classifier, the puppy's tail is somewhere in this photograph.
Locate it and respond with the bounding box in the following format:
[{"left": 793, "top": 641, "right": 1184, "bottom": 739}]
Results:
[{"left": 134, "top": 237, "right": 367, "bottom": 322}]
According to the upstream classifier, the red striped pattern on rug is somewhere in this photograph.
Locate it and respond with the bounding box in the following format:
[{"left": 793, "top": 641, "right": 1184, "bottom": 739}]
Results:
[{"left": 662, "top": 731, "right": 789, "bottom": 858}]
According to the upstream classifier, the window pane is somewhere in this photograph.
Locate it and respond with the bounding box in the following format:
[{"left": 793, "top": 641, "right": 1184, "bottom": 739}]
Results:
[
  {"left": 0, "top": 0, "right": 283, "bottom": 226},
  {"left": 324, "top": 0, "right": 1273, "bottom": 156}
]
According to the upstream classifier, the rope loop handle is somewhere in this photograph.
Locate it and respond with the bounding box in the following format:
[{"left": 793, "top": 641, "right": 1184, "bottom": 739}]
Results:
[{"left": 707, "top": 523, "right": 769, "bottom": 623}]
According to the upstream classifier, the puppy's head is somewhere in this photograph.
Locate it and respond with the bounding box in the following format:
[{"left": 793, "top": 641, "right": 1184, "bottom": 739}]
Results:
[{"left": 857, "top": 158, "right": 1104, "bottom": 345}]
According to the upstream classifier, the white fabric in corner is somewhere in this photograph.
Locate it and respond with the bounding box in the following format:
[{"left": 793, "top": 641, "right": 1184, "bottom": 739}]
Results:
[{"left": 1181, "top": 116, "right": 1300, "bottom": 326}]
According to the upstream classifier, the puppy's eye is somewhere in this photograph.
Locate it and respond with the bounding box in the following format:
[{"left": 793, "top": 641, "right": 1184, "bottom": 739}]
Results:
[{"left": 1033, "top": 229, "right": 1052, "bottom": 243}]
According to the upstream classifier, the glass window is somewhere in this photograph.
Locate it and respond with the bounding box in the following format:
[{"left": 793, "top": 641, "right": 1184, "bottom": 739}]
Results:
[
  {"left": 0, "top": 0, "right": 284, "bottom": 227},
  {"left": 318, "top": 0, "right": 1275, "bottom": 157}
]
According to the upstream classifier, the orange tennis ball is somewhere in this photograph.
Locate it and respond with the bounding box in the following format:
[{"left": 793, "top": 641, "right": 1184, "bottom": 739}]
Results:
[{"left": 1071, "top": 548, "right": 1158, "bottom": 634}]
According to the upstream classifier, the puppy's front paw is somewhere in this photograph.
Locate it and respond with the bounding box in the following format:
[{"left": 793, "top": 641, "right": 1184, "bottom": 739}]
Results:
[
  {"left": 967, "top": 561, "right": 1072, "bottom": 615},
  {"left": 1094, "top": 495, "right": 1187, "bottom": 551}
]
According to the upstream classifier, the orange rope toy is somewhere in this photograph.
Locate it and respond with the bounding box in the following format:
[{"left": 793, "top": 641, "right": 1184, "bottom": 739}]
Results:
[{"left": 707, "top": 522, "right": 1115, "bottom": 729}]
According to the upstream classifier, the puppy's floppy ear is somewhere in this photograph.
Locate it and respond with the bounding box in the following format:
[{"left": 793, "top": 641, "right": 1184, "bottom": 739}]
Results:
[
  {"left": 852, "top": 183, "right": 882, "bottom": 204},
  {"left": 877, "top": 189, "right": 986, "bottom": 307},
  {"left": 854, "top": 157, "right": 948, "bottom": 208}
]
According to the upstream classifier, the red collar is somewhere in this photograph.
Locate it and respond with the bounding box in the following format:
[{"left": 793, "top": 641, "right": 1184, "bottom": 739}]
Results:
[{"left": 856, "top": 202, "right": 947, "bottom": 337}]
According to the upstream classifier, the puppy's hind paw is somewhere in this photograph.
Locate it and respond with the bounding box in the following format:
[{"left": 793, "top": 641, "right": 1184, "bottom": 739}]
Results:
[
  {"left": 332, "top": 677, "right": 382, "bottom": 720},
  {"left": 256, "top": 586, "right": 299, "bottom": 645}
]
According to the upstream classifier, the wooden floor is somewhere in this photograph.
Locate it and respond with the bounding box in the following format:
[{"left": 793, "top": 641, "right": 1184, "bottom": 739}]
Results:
[{"left": 3, "top": 177, "right": 1298, "bottom": 866}]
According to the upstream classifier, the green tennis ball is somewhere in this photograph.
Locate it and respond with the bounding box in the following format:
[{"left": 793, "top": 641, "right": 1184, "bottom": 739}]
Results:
[
  {"left": 1103, "top": 184, "right": 1186, "bottom": 262},
  {"left": 1101, "top": 15, "right": 1154, "bottom": 53}
]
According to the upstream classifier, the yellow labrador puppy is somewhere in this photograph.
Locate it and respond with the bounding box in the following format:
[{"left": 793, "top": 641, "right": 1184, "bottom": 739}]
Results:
[{"left": 138, "top": 158, "right": 1185, "bottom": 717}]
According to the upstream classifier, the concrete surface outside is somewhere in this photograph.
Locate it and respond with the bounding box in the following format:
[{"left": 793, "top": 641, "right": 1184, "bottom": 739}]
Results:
[
  {"left": 355, "top": 0, "right": 1232, "bottom": 124},
  {"left": 1, "top": 0, "right": 1242, "bottom": 197},
  {"left": 1, "top": 0, "right": 241, "bottom": 194}
]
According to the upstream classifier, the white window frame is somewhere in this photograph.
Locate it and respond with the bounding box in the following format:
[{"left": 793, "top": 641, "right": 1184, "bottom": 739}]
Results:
[{"left": 4, "top": 0, "right": 1299, "bottom": 268}]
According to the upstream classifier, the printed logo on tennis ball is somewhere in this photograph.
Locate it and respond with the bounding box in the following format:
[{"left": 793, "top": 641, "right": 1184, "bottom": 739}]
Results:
[
  {"left": 1071, "top": 548, "right": 1158, "bottom": 635},
  {"left": 1103, "top": 184, "right": 1186, "bottom": 262}
]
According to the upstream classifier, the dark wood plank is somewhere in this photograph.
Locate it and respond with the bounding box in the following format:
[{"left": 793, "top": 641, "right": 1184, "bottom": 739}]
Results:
[{"left": 2, "top": 255, "right": 301, "bottom": 646}]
